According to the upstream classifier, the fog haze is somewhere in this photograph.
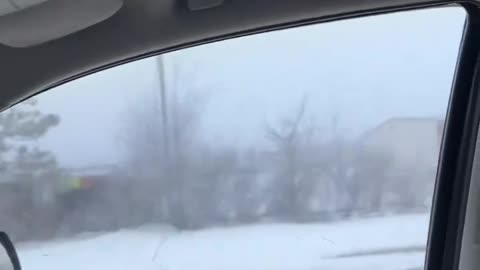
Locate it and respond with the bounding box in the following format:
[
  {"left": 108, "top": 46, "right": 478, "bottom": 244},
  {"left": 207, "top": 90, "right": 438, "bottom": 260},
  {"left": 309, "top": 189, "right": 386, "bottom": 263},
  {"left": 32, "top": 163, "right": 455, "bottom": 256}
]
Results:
[{"left": 34, "top": 7, "right": 464, "bottom": 168}]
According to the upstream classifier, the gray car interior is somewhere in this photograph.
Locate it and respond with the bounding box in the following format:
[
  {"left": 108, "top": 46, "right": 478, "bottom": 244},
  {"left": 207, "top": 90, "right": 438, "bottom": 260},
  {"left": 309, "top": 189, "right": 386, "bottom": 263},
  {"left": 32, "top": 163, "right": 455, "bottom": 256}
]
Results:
[{"left": 0, "top": 0, "right": 462, "bottom": 109}]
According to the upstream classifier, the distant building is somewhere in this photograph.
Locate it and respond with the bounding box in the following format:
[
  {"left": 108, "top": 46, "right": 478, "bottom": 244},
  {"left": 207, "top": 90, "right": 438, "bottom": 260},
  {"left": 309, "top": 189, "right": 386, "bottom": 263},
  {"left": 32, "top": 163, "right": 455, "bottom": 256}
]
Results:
[
  {"left": 361, "top": 117, "right": 444, "bottom": 171},
  {"left": 360, "top": 117, "right": 444, "bottom": 209}
]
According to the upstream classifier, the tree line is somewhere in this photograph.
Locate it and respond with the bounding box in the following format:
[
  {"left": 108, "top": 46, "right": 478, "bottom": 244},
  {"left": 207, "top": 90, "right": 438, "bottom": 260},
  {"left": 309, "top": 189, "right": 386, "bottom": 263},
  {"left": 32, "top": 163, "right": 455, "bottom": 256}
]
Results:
[
  {"left": 118, "top": 62, "right": 436, "bottom": 229},
  {"left": 0, "top": 60, "right": 437, "bottom": 241}
]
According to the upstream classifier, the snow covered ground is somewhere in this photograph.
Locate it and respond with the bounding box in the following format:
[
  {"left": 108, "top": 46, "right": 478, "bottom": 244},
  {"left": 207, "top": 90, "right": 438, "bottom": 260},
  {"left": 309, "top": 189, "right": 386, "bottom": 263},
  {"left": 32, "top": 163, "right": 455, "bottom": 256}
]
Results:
[{"left": 16, "top": 213, "right": 429, "bottom": 270}]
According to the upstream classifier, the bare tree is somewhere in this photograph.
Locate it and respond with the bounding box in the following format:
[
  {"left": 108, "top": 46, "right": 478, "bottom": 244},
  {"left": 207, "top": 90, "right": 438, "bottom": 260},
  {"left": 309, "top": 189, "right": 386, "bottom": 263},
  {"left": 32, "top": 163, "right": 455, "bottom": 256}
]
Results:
[{"left": 265, "top": 95, "right": 309, "bottom": 217}]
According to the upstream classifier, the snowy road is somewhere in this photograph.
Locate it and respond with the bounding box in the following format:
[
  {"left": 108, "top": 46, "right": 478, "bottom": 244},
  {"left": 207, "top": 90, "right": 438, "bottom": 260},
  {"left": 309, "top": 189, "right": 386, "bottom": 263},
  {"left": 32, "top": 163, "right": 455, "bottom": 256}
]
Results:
[{"left": 16, "top": 214, "right": 429, "bottom": 270}]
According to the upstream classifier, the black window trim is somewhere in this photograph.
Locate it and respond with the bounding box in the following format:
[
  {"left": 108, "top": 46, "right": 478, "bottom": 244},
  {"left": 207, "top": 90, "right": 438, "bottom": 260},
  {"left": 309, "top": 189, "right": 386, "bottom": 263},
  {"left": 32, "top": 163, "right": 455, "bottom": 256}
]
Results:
[{"left": 426, "top": 3, "right": 480, "bottom": 270}]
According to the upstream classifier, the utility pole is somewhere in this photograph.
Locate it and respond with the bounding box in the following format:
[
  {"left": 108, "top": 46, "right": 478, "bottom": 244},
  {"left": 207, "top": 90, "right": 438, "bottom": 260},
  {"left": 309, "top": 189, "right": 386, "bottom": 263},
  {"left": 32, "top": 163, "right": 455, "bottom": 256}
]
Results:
[
  {"left": 156, "top": 56, "right": 171, "bottom": 220},
  {"left": 157, "top": 56, "right": 170, "bottom": 164}
]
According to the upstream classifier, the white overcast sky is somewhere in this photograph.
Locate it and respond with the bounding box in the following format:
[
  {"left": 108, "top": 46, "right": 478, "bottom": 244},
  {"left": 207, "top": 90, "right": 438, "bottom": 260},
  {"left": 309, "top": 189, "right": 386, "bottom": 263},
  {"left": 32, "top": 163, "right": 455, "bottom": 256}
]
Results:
[{"left": 29, "top": 7, "right": 465, "bottom": 168}]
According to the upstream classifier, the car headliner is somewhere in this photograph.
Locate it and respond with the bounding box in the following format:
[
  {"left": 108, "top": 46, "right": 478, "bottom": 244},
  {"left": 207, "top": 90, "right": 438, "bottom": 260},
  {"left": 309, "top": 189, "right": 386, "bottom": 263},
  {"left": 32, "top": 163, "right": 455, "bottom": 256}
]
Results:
[{"left": 0, "top": 0, "right": 467, "bottom": 110}]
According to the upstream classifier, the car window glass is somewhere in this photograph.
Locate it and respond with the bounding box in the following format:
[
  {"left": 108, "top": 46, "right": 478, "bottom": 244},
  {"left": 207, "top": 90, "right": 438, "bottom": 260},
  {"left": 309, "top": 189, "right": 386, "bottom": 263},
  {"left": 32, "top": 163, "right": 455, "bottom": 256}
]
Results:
[{"left": 0, "top": 7, "right": 466, "bottom": 270}]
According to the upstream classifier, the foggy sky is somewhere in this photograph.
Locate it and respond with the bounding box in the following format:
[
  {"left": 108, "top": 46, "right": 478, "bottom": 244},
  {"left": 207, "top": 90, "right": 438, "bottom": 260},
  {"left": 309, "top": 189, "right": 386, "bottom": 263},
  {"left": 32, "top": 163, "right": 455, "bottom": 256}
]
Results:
[{"left": 34, "top": 7, "right": 465, "bottom": 168}]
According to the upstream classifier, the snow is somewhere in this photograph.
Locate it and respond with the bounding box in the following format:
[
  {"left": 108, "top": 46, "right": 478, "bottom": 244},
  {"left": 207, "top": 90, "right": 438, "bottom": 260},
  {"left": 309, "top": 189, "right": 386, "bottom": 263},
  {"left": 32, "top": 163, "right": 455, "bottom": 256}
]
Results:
[{"left": 17, "top": 213, "right": 429, "bottom": 270}]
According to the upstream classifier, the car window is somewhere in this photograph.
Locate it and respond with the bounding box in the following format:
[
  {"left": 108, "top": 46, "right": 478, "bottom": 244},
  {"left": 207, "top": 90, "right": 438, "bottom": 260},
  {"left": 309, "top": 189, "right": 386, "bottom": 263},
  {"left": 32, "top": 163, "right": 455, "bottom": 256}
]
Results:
[{"left": 0, "top": 7, "right": 466, "bottom": 270}]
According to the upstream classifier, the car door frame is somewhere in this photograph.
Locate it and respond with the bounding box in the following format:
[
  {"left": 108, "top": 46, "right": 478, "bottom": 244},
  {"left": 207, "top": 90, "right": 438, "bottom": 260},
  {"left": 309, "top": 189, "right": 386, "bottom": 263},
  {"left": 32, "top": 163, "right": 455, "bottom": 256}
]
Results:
[{"left": 425, "top": 3, "right": 480, "bottom": 270}]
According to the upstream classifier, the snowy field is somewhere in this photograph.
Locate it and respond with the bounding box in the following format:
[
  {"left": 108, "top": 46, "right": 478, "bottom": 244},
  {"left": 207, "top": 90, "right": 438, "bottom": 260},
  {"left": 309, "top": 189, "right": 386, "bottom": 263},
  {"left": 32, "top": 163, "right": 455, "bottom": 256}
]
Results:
[{"left": 15, "top": 213, "right": 429, "bottom": 270}]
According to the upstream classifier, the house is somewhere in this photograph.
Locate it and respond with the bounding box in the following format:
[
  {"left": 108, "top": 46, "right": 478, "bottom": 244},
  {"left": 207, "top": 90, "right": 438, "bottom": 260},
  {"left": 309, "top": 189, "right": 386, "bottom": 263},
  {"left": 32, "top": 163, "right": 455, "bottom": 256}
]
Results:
[
  {"left": 359, "top": 117, "right": 444, "bottom": 210},
  {"left": 361, "top": 117, "right": 444, "bottom": 171}
]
